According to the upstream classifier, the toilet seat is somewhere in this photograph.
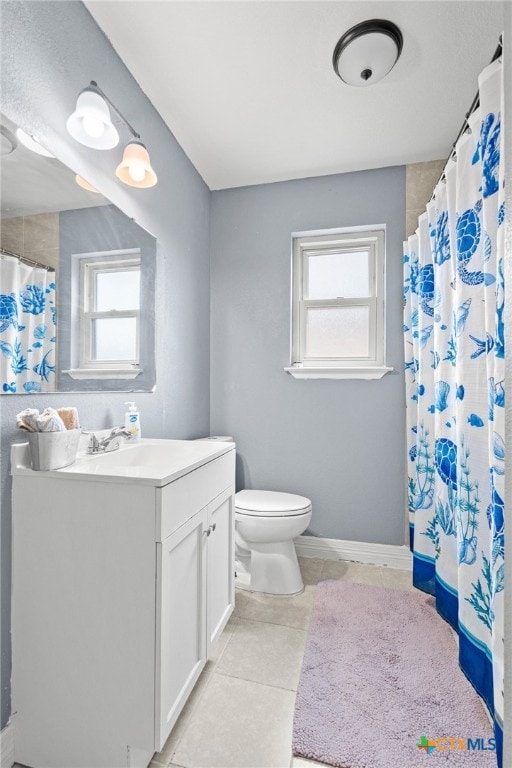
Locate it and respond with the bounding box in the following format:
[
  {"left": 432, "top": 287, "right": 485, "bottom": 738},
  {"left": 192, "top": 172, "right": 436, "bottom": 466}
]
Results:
[{"left": 235, "top": 490, "right": 312, "bottom": 517}]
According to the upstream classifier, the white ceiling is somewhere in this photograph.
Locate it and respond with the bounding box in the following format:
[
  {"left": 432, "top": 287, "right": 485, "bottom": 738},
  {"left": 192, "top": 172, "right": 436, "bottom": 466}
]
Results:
[{"left": 86, "top": 0, "right": 504, "bottom": 190}]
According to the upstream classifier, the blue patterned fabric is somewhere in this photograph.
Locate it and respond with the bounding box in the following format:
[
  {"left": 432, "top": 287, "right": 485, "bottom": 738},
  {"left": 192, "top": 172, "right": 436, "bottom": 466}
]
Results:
[
  {"left": 0, "top": 256, "right": 56, "bottom": 393},
  {"left": 404, "top": 60, "right": 504, "bottom": 766}
]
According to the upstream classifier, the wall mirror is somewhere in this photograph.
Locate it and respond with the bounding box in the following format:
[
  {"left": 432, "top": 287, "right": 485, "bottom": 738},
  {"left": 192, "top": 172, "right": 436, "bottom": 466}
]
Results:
[{"left": 0, "top": 113, "right": 156, "bottom": 394}]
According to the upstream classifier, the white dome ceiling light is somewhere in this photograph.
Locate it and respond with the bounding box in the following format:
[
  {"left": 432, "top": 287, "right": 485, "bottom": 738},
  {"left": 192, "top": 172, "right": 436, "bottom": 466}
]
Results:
[{"left": 332, "top": 19, "right": 403, "bottom": 87}]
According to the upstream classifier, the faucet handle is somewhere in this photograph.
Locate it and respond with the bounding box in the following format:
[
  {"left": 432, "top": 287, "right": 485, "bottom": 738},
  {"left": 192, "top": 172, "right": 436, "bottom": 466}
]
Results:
[{"left": 109, "top": 426, "right": 133, "bottom": 439}]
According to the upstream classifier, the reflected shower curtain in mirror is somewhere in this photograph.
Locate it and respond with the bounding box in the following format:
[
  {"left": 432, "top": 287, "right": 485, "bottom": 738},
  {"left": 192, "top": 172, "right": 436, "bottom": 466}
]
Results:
[
  {"left": 0, "top": 254, "right": 57, "bottom": 393},
  {"left": 404, "top": 59, "right": 504, "bottom": 764}
]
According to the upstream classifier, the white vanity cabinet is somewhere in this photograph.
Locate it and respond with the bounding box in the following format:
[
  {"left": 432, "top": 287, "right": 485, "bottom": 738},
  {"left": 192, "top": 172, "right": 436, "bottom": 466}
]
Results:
[
  {"left": 155, "top": 487, "right": 234, "bottom": 749},
  {"left": 11, "top": 440, "right": 235, "bottom": 768}
]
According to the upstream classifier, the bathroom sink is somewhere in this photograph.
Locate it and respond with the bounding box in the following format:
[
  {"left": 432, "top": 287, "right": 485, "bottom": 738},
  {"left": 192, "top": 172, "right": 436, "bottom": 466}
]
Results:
[{"left": 11, "top": 437, "right": 234, "bottom": 487}]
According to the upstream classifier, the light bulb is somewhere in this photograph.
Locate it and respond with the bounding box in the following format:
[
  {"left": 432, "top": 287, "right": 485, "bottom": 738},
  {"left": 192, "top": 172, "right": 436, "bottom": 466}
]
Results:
[
  {"left": 128, "top": 163, "right": 146, "bottom": 182},
  {"left": 82, "top": 114, "right": 104, "bottom": 138}
]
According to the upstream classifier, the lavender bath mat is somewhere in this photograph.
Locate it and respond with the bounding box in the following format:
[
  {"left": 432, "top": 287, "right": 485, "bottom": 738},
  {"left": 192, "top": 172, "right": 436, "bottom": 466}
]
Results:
[{"left": 293, "top": 581, "right": 495, "bottom": 767}]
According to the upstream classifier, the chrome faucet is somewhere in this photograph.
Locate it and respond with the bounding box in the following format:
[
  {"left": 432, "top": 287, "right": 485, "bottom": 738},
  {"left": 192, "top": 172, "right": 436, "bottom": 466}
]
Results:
[{"left": 86, "top": 427, "right": 134, "bottom": 454}]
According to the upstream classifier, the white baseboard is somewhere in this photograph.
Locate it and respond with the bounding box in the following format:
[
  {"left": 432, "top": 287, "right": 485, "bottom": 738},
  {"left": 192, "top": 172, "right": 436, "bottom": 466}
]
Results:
[
  {"left": 0, "top": 720, "right": 15, "bottom": 768},
  {"left": 295, "top": 534, "right": 412, "bottom": 570}
]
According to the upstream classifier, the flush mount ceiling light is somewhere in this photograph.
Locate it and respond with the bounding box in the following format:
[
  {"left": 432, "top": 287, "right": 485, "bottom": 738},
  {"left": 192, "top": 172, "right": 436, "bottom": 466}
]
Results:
[
  {"left": 332, "top": 19, "right": 403, "bottom": 87},
  {"left": 15, "top": 128, "right": 55, "bottom": 157},
  {"left": 115, "top": 140, "right": 157, "bottom": 188},
  {"left": 66, "top": 86, "right": 119, "bottom": 149},
  {"left": 67, "top": 80, "right": 157, "bottom": 189}
]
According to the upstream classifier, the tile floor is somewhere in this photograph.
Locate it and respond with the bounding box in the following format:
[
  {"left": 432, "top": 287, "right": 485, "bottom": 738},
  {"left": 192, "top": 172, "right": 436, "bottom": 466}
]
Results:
[{"left": 151, "top": 558, "right": 413, "bottom": 768}]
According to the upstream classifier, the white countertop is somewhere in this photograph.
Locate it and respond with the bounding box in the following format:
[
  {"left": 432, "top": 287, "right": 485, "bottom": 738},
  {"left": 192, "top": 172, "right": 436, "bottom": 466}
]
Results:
[{"left": 11, "top": 437, "right": 235, "bottom": 488}]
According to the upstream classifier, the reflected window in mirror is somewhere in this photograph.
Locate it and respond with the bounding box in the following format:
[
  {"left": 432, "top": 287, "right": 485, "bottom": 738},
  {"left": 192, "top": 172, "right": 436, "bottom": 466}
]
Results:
[{"left": 77, "top": 251, "right": 141, "bottom": 376}]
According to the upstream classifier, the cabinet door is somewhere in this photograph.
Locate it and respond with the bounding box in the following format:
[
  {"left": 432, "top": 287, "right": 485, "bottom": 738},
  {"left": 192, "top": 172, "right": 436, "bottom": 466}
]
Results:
[
  {"left": 206, "top": 489, "right": 235, "bottom": 656},
  {"left": 155, "top": 508, "right": 207, "bottom": 751}
]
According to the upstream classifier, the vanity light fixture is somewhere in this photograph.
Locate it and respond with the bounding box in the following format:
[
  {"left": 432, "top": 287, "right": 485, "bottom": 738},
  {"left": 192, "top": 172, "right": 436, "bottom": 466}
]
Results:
[
  {"left": 75, "top": 175, "right": 100, "bottom": 193},
  {"left": 332, "top": 19, "right": 403, "bottom": 87},
  {"left": 16, "top": 128, "right": 55, "bottom": 158},
  {"left": 115, "top": 140, "right": 157, "bottom": 188},
  {"left": 67, "top": 81, "right": 157, "bottom": 188},
  {"left": 66, "top": 86, "right": 119, "bottom": 150}
]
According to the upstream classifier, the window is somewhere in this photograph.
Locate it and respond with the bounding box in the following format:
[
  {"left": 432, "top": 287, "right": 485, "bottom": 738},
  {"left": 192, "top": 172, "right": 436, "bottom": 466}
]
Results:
[
  {"left": 79, "top": 252, "right": 141, "bottom": 374},
  {"left": 286, "top": 228, "right": 392, "bottom": 379}
]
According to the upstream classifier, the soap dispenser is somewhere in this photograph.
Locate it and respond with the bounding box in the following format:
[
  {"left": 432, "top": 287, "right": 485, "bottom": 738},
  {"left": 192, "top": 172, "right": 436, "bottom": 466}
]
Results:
[{"left": 124, "top": 402, "right": 141, "bottom": 440}]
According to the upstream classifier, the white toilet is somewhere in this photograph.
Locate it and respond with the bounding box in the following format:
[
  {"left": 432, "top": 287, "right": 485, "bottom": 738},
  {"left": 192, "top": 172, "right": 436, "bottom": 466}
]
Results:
[{"left": 235, "top": 489, "right": 312, "bottom": 595}]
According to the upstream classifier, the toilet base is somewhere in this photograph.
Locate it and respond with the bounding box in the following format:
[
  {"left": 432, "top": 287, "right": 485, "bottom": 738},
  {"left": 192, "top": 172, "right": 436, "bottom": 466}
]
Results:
[{"left": 235, "top": 539, "right": 304, "bottom": 595}]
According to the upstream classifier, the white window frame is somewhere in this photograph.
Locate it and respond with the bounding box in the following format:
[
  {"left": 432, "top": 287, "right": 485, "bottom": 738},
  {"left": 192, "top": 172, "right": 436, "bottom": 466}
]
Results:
[
  {"left": 79, "top": 252, "right": 141, "bottom": 373},
  {"left": 285, "top": 227, "right": 392, "bottom": 380}
]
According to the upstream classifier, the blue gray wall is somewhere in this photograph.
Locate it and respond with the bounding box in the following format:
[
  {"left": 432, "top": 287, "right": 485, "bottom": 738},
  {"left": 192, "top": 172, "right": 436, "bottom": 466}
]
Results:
[
  {"left": 0, "top": 1, "right": 210, "bottom": 729},
  {"left": 210, "top": 168, "right": 406, "bottom": 545}
]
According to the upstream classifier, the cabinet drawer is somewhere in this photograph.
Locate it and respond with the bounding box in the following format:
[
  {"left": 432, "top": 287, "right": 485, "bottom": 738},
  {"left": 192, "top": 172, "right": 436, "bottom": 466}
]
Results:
[{"left": 157, "top": 450, "right": 235, "bottom": 541}]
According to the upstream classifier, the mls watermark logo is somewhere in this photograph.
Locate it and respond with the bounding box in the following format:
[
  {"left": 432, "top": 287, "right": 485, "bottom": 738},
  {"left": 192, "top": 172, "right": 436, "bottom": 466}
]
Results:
[{"left": 417, "top": 735, "right": 496, "bottom": 754}]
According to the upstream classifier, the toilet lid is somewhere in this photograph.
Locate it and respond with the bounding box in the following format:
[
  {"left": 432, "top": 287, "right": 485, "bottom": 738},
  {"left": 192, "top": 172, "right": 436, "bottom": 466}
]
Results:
[{"left": 235, "top": 490, "right": 311, "bottom": 517}]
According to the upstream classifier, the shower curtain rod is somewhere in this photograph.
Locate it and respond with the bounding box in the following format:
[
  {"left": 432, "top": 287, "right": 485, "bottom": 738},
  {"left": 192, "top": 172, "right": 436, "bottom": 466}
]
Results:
[
  {"left": 0, "top": 247, "right": 55, "bottom": 272},
  {"left": 430, "top": 35, "right": 503, "bottom": 198}
]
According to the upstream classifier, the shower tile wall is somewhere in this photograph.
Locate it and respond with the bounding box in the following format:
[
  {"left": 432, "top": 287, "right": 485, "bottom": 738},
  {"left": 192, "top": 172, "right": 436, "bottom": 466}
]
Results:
[
  {"left": 0, "top": 212, "right": 59, "bottom": 270},
  {"left": 406, "top": 159, "right": 445, "bottom": 237}
]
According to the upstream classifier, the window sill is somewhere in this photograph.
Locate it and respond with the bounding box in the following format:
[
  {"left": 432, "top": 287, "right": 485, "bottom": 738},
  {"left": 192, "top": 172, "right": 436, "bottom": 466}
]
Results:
[
  {"left": 284, "top": 366, "right": 394, "bottom": 380},
  {"left": 62, "top": 368, "right": 143, "bottom": 380}
]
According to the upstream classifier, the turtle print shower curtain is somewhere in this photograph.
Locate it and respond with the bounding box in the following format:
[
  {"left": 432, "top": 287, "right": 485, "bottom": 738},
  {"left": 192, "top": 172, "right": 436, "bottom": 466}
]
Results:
[
  {"left": 404, "top": 59, "right": 505, "bottom": 764},
  {"left": 0, "top": 254, "right": 57, "bottom": 393}
]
